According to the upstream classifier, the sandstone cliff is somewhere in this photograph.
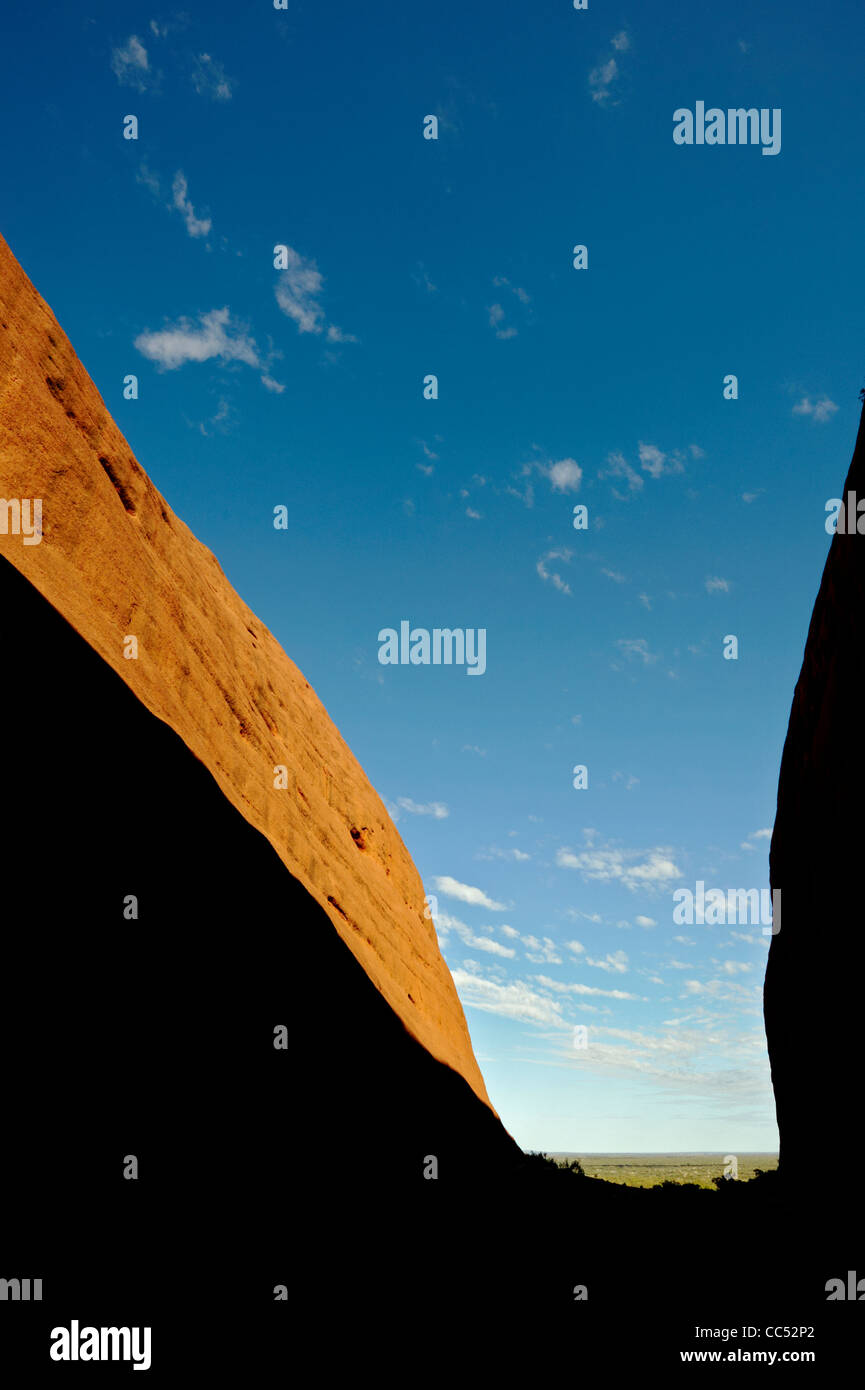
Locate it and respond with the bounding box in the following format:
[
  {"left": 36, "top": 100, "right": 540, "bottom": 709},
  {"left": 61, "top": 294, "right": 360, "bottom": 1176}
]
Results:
[{"left": 0, "top": 230, "right": 491, "bottom": 1112}]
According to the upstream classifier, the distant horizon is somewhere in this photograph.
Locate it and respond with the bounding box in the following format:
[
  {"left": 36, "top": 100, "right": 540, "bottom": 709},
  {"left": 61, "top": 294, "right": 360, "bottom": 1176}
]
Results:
[{"left": 547, "top": 1150, "right": 779, "bottom": 1156}]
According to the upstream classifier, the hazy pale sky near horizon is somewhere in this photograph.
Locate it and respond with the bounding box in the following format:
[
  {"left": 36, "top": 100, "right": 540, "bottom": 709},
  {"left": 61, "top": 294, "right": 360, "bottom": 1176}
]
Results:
[{"left": 2, "top": 0, "right": 862, "bottom": 1151}]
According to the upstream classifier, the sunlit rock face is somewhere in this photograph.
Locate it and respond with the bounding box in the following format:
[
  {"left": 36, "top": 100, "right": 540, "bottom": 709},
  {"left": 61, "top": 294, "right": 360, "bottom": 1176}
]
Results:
[{"left": 0, "top": 229, "right": 493, "bottom": 1115}]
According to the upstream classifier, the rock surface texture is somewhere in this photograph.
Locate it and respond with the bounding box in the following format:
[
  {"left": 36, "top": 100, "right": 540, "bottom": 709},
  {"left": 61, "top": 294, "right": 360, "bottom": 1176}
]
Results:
[{"left": 0, "top": 230, "right": 491, "bottom": 1112}]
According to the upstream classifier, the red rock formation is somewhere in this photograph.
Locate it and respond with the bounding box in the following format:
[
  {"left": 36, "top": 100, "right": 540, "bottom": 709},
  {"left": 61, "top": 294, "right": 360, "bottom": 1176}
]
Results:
[{"left": 0, "top": 230, "right": 492, "bottom": 1112}]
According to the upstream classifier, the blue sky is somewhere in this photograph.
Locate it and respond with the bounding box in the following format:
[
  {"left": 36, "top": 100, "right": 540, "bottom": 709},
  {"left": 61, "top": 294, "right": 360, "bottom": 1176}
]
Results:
[{"left": 2, "top": 0, "right": 862, "bottom": 1151}]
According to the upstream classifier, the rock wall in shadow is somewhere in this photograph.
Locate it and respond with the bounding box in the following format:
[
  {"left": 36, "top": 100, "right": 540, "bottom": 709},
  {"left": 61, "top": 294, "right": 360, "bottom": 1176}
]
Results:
[
  {"left": 0, "top": 554, "right": 523, "bottom": 1366},
  {"left": 767, "top": 402, "right": 865, "bottom": 1183}
]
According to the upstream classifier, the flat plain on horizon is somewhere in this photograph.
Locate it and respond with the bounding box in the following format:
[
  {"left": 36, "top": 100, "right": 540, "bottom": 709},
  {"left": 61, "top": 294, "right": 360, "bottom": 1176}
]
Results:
[{"left": 549, "top": 1153, "right": 779, "bottom": 1188}]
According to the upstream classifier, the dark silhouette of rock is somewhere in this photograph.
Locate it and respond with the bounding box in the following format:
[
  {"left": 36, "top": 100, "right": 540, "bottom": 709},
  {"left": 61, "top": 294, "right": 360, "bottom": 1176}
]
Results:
[{"left": 767, "top": 400, "right": 865, "bottom": 1183}]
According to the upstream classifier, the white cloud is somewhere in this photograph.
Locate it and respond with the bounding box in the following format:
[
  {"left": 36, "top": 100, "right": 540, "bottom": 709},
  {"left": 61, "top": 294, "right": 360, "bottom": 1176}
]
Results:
[
  {"left": 192, "top": 52, "right": 233, "bottom": 101},
  {"left": 537, "top": 548, "right": 572, "bottom": 595},
  {"left": 488, "top": 303, "right": 517, "bottom": 339},
  {"left": 587, "top": 949, "right": 629, "bottom": 974},
  {"left": 565, "top": 940, "right": 585, "bottom": 956},
  {"left": 171, "top": 172, "right": 211, "bottom": 239},
  {"left": 432, "top": 875, "right": 507, "bottom": 911},
  {"left": 601, "top": 568, "right": 626, "bottom": 584},
  {"left": 556, "top": 838, "right": 682, "bottom": 893},
  {"left": 489, "top": 277, "right": 531, "bottom": 337},
  {"left": 275, "top": 249, "right": 326, "bottom": 333},
  {"left": 638, "top": 441, "right": 686, "bottom": 478},
  {"left": 793, "top": 395, "right": 838, "bottom": 423},
  {"left": 111, "top": 35, "right": 151, "bottom": 90},
  {"left": 546, "top": 458, "right": 583, "bottom": 493},
  {"left": 683, "top": 978, "right": 760, "bottom": 1002},
  {"left": 437, "top": 912, "right": 516, "bottom": 958},
  {"left": 599, "top": 450, "right": 643, "bottom": 494},
  {"left": 534, "top": 974, "right": 638, "bottom": 1001},
  {"left": 522, "top": 935, "right": 562, "bottom": 964},
  {"left": 705, "top": 576, "right": 730, "bottom": 593},
  {"left": 274, "top": 246, "right": 355, "bottom": 345},
  {"left": 136, "top": 163, "right": 162, "bottom": 198},
  {"left": 615, "top": 638, "right": 657, "bottom": 665},
  {"left": 451, "top": 970, "right": 566, "bottom": 1025},
  {"left": 261, "top": 374, "right": 286, "bottom": 394},
  {"left": 588, "top": 31, "right": 632, "bottom": 106},
  {"left": 477, "top": 846, "right": 531, "bottom": 863},
  {"left": 741, "top": 827, "right": 772, "bottom": 850},
  {"left": 589, "top": 56, "right": 619, "bottom": 105},
  {"left": 635, "top": 915, "right": 656, "bottom": 928},
  {"left": 135, "top": 307, "right": 260, "bottom": 371},
  {"left": 500, "top": 925, "right": 520, "bottom": 939},
  {"left": 396, "top": 797, "right": 449, "bottom": 819},
  {"left": 719, "top": 960, "right": 752, "bottom": 975},
  {"left": 638, "top": 442, "right": 666, "bottom": 478}
]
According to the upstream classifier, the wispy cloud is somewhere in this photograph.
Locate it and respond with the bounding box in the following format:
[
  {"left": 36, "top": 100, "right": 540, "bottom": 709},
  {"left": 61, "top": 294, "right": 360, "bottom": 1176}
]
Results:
[
  {"left": 705, "top": 576, "right": 730, "bottom": 593},
  {"left": 171, "top": 172, "right": 211, "bottom": 238},
  {"left": 534, "top": 974, "right": 638, "bottom": 1001},
  {"left": 599, "top": 450, "right": 643, "bottom": 495},
  {"left": 487, "top": 277, "right": 531, "bottom": 338},
  {"left": 432, "top": 875, "right": 507, "bottom": 911},
  {"left": 111, "top": 35, "right": 152, "bottom": 91},
  {"left": 537, "top": 548, "right": 572, "bottom": 595},
  {"left": 436, "top": 912, "right": 516, "bottom": 958},
  {"left": 522, "top": 935, "right": 563, "bottom": 964},
  {"left": 137, "top": 165, "right": 212, "bottom": 241},
  {"left": 793, "top": 395, "right": 838, "bottom": 423},
  {"left": 556, "top": 833, "right": 682, "bottom": 892},
  {"left": 396, "top": 797, "right": 449, "bottom": 819},
  {"left": 586, "top": 949, "right": 629, "bottom": 974},
  {"left": 589, "top": 30, "right": 631, "bottom": 106},
  {"left": 274, "top": 246, "right": 356, "bottom": 344},
  {"left": 451, "top": 969, "right": 566, "bottom": 1025},
  {"left": 615, "top": 638, "right": 658, "bottom": 665},
  {"left": 740, "top": 827, "right": 772, "bottom": 851},
  {"left": 589, "top": 57, "right": 620, "bottom": 106},
  {"left": 638, "top": 441, "right": 686, "bottom": 478},
  {"left": 488, "top": 303, "right": 517, "bottom": 339},
  {"left": 191, "top": 52, "right": 233, "bottom": 101}
]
